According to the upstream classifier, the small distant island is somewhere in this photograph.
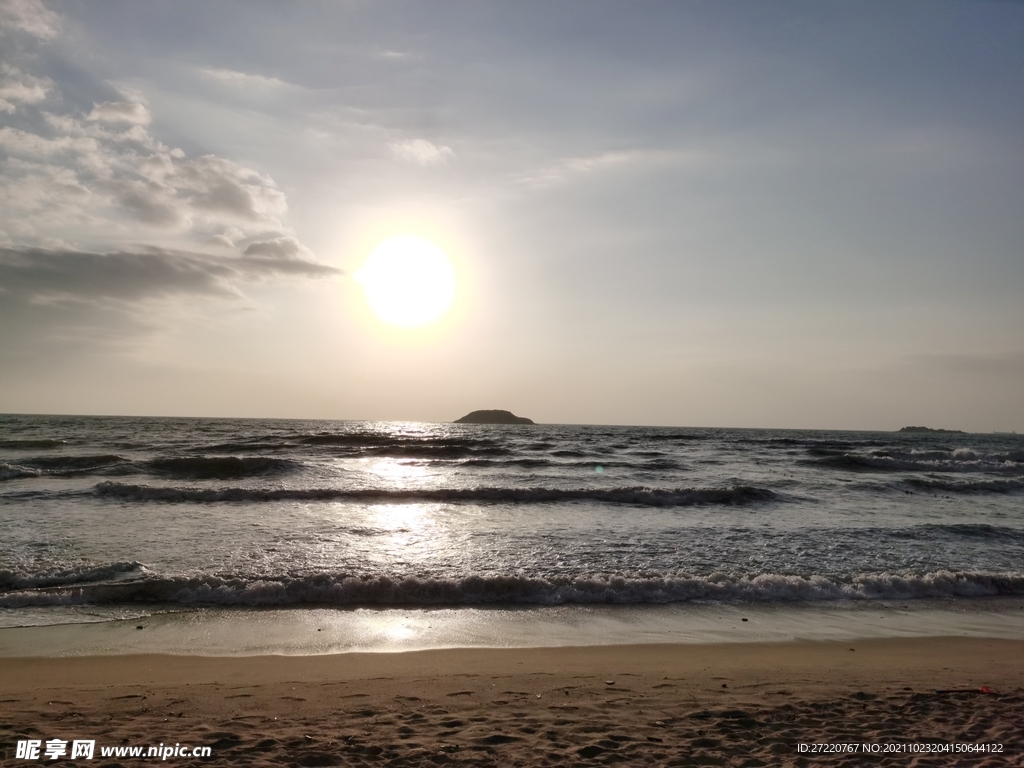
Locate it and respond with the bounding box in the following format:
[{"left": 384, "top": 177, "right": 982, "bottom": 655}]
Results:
[
  {"left": 454, "top": 409, "right": 534, "bottom": 425},
  {"left": 899, "top": 426, "right": 965, "bottom": 434}
]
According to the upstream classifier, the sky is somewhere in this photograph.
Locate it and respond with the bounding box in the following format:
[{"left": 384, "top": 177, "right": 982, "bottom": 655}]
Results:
[{"left": 0, "top": 0, "right": 1021, "bottom": 431}]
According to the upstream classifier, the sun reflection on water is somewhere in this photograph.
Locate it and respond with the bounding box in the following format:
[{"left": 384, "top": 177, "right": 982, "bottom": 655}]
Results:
[
  {"left": 364, "top": 458, "right": 431, "bottom": 487},
  {"left": 371, "top": 502, "right": 436, "bottom": 532}
]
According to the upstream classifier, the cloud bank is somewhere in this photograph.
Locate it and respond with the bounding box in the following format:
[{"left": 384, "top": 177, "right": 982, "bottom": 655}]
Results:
[
  {"left": 0, "top": 245, "right": 338, "bottom": 303},
  {"left": 0, "top": 2, "right": 336, "bottom": 334}
]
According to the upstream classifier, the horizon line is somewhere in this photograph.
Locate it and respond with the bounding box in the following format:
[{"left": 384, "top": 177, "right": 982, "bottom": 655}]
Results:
[{"left": 0, "top": 411, "right": 999, "bottom": 434}]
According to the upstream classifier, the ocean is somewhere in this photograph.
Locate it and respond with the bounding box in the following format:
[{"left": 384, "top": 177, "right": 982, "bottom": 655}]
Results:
[{"left": 2, "top": 414, "right": 1023, "bottom": 654}]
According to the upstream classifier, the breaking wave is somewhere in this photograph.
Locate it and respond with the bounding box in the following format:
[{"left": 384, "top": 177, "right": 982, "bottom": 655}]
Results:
[
  {"left": 802, "top": 449, "right": 1023, "bottom": 473},
  {"left": 459, "top": 457, "right": 684, "bottom": 471},
  {"left": 0, "top": 454, "right": 299, "bottom": 481},
  {"left": 0, "top": 438, "right": 67, "bottom": 449},
  {"left": 19, "top": 454, "right": 127, "bottom": 471},
  {"left": 145, "top": 456, "right": 299, "bottom": 479},
  {"left": 4, "top": 568, "right": 1023, "bottom": 609},
  {"left": 93, "top": 481, "right": 777, "bottom": 507},
  {"left": 639, "top": 433, "right": 705, "bottom": 442},
  {"left": 201, "top": 441, "right": 299, "bottom": 452},
  {"left": 0, "top": 561, "right": 146, "bottom": 591},
  {"left": 919, "top": 523, "right": 1024, "bottom": 541},
  {"left": 0, "top": 462, "right": 41, "bottom": 481},
  {"left": 197, "top": 432, "right": 518, "bottom": 458},
  {"left": 365, "top": 445, "right": 510, "bottom": 459},
  {"left": 904, "top": 477, "right": 1024, "bottom": 494},
  {"left": 460, "top": 457, "right": 554, "bottom": 469},
  {"left": 1, "top": 455, "right": 129, "bottom": 480}
]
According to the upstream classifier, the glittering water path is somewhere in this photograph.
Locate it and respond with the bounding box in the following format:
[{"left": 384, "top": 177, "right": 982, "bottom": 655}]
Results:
[{"left": 2, "top": 415, "right": 1022, "bottom": 631}]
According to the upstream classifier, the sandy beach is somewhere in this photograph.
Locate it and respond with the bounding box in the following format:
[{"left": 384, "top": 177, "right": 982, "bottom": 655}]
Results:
[{"left": 2, "top": 638, "right": 1022, "bottom": 766}]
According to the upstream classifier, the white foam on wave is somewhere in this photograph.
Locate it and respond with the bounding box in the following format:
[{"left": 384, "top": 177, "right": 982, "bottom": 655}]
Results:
[
  {"left": 0, "top": 462, "right": 41, "bottom": 481},
  {"left": 0, "top": 561, "right": 147, "bottom": 591},
  {"left": 92, "top": 481, "right": 777, "bottom": 507},
  {"left": 0, "top": 438, "right": 67, "bottom": 449},
  {"left": 907, "top": 477, "right": 1024, "bottom": 494},
  {"left": 145, "top": 456, "right": 299, "bottom": 479},
  {"left": 4, "top": 569, "right": 1023, "bottom": 609},
  {"left": 810, "top": 445, "right": 1024, "bottom": 475}
]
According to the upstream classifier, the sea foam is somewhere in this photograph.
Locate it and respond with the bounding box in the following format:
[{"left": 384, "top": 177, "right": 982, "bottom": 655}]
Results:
[
  {"left": 3, "top": 568, "right": 1023, "bottom": 609},
  {"left": 92, "top": 481, "right": 777, "bottom": 506}
]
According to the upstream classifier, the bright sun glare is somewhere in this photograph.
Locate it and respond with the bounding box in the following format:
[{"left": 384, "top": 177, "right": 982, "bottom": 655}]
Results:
[{"left": 356, "top": 236, "right": 456, "bottom": 328}]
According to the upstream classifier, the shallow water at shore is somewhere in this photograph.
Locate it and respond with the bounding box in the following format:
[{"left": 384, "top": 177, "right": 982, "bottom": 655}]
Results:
[{"left": 4, "top": 598, "right": 1024, "bottom": 657}]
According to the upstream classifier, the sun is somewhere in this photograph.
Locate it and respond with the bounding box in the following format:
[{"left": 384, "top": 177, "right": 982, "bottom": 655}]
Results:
[{"left": 355, "top": 236, "right": 456, "bottom": 328}]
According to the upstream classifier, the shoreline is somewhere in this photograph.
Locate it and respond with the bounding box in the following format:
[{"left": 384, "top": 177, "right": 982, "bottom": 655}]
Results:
[
  {"left": 4, "top": 597, "right": 1024, "bottom": 658},
  {"left": 3, "top": 638, "right": 1022, "bottom": 765}
]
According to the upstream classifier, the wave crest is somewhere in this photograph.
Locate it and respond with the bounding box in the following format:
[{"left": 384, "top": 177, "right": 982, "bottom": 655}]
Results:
[
  {"left": 0, "top": 561, "right": 146, "bottom": 590},
  {"left": 0, "top": 462, "right": 41, "bottom": 481},
  {"left": 92, "top": 482, "right": 777, "bottom": 507},
  {"left": 4, "top": 569, "right": 1022, "bottom": 608},
  {"left": 146, "top": 456, "right": 298, "bottom": 479},
  {"left": 906, "top": 477, "right": 1024, "bottom": 494},
  {"left": 0, "top": 438, "right": 67, "bottom": 449},
  {"left": 803, "top": 452, "right": 1021, "bottom": 474}
]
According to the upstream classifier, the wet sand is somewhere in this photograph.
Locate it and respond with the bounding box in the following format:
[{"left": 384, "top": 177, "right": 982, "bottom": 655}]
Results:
[
  {"left": 2, "top": 638, "right": 1022, "bottom": 766},
  {"left": 7, "top": 600, "right": 1024, "bottom": 657}
]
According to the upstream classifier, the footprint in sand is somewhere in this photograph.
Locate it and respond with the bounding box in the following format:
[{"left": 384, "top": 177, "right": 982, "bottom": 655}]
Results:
[{"left": 476, "top": 734, "right": 520, "bottom": 745}]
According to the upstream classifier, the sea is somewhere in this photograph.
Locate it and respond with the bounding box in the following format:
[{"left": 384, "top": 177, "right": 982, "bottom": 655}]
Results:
[{"left": 2, "top": 414, "right": 1023, "bottom": 655}]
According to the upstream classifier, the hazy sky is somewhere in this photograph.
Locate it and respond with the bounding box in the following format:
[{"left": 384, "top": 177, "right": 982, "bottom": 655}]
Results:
[{"left": 1, "top": 0, "right": 1021, "bottom": 430}]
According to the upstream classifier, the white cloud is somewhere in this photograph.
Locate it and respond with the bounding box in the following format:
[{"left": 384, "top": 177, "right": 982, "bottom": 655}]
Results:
[
  {"left": 87, "top": 101, "right": 152, "bottom": 125},
  {"left": 512, "top": 148, "right": 710, "bottom": 188},
  {"left": 206, "top": 234, "right": 236, "bottom": 249},
  {"left": 0, "top": 158, "right": 101, "bottom": 238},
  {"left": 0, "top": 6, "right": 333, "bottom": 331},
  {"left": 0, "top": 0, "right": 60, "bottom": 39},
  {"left": 1, "top": 97, "right": 294, "bottom": 243},
  {"left": 0, "top": 65, "right": 52, "bottom": 112},
  {"left": 109, "top": 177, "right": 185, "bottom": 227},
  {"left": 243, "top": 236, "right": 313, "bottom": 261},
  {"left": 200, "top": 67, "right": 290, "bottom": 90},
  {"left": 389, "top": 138, "right": 454, "bottom": 165},
  {"left": 0, "top": 126, "right": 98, "bottom": 157},
  {"left": 175, "top": 155, "right": 288, "bottom": 224},
  {"left": 515, "top": 150, "right": 637, "bottom": 186}
]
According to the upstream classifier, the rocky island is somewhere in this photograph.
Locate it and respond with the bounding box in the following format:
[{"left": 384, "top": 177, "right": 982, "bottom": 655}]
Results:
[
  {"left": 454, "top": 409, "right": 534, "bottom": 425},
  {"left": 898, "top": 426, "right": 965, "bottom": 434}
]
